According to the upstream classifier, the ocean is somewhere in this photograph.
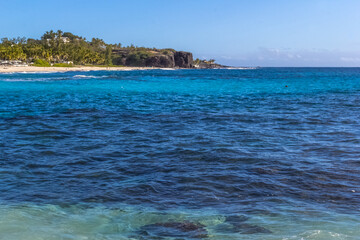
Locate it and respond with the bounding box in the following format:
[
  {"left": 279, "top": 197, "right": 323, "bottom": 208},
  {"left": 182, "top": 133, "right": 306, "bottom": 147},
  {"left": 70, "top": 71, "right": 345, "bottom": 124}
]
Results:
[{"left": 0, "top": 68, "right": 359, "bottom": 239}]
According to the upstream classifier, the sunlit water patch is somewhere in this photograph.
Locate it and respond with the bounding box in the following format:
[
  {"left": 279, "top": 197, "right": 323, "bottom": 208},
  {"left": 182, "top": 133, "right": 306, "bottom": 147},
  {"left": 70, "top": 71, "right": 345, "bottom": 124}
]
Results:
[{"left": 0, "top": 203, "right": 359, "bottom": 240}]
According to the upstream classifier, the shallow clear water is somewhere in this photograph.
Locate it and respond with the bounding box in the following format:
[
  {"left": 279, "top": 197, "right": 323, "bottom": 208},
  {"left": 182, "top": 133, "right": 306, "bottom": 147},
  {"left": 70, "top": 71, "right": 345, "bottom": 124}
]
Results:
[{"left": 0, "top": 68, "right": 359, "bottom": 239}]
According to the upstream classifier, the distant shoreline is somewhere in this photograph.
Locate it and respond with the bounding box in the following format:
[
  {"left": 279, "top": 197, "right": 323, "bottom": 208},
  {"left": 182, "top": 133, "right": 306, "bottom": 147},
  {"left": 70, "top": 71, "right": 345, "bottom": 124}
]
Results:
[
  {"left": 0, "top": 66, "right": 171, "bottom": 73},
  {"left": 0, "top": 66, "right": 255, "bottom": 73}
]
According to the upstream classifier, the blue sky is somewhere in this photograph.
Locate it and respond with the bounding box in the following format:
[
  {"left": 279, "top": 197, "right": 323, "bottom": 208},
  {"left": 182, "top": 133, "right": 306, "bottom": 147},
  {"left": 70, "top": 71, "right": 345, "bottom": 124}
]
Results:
[{"left": 2, "top": 0, "right": 360, "bottom": 67}]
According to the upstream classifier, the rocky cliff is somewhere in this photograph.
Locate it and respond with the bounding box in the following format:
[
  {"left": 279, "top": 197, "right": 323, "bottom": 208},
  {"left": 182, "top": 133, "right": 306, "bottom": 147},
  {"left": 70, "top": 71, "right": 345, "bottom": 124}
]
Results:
[
  {"left": 146, "top": 54, "right": 175, "bottom": 68},
  {"left": 112, "top": 49, "right": 193, "bottom": 68},
  {"left": 174, "top": 51, "right": 193, "bottom": 68}
]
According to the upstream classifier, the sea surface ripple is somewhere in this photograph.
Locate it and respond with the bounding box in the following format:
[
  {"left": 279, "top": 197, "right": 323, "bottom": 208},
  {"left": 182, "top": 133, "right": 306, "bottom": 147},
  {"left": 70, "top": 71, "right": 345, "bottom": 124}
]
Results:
[{"left": 0, "top": 68, "right": 359, "bottom": 239}]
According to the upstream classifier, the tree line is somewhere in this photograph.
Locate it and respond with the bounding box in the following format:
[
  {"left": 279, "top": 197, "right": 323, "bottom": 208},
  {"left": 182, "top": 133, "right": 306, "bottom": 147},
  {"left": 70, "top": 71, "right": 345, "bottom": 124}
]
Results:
[
  {"left": 0, "top": 30, "right": 212, "bottom": 67},
  {"left": 0, "top": 30, "right": 125, "bottom": 65}
]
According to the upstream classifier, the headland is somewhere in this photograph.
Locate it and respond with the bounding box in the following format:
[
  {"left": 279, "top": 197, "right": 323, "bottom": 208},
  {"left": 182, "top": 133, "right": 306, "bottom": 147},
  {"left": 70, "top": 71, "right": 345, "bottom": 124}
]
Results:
[{"left": 0, "top": 30, "right": 226, "bottom": 71}]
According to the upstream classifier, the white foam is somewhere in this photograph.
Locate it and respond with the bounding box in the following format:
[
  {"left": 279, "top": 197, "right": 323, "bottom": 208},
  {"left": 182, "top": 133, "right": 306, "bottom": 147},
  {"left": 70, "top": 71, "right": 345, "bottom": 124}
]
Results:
[
  {"left": 159, "top": 68, "right": 177, "bottom": 71},
  {"left": 225, "top": 67, "right": 258, "bottom": 70},
  {"left": 73, "top": 75, "right": 98, "bottom": 78}
]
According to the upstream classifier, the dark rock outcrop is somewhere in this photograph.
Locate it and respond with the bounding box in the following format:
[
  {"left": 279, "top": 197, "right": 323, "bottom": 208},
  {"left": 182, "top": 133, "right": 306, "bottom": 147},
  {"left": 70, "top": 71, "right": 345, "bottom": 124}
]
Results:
[
  {"left": 145, "top": 54, "right": 175, "bottom": 68},
  {"left": 174, "top": 51, "right": 193, "bottom": 68},
  {"left": 112, "top": 49, "right": 194, "bottom": 68},
  {"left": 214, "top": 215, "right": 272, "bottom": 235},
  {"left": 225, "top": 215, "right": 249, "bottom": 223},
  {"left": 139, "top": 221, "right": 208, "bottom": 238},
  {"left": 215, "top": 223, "right": 272, "bottom": 234}
]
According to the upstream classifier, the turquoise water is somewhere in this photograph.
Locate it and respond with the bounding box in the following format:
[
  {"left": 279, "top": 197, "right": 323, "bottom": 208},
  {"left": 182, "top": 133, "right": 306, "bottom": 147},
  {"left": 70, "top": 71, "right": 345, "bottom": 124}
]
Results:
[{"left": 0, "top": 68, "right": 359, "bottom": 239}]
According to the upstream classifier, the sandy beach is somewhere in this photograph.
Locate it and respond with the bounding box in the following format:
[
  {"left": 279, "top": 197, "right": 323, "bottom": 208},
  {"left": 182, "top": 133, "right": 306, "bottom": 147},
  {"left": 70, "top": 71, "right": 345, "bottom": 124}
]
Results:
[{"left": 0, "top": 66, "right": 165, "bottom": 73}]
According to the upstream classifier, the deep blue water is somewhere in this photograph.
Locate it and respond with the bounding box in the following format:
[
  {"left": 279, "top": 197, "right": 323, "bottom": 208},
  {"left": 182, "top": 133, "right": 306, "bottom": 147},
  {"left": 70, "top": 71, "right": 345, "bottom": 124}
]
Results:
[{"left": 0, "top": 68, "right": 359, "bottom": 239}]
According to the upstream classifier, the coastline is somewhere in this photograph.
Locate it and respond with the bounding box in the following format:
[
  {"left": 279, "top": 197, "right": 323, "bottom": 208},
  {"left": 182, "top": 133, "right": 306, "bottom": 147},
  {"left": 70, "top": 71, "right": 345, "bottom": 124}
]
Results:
[
  {"left": 0, "top": 66, "right": 253, "bottom": 73},
  {"left": 0, "top": 66, "right": 167, "bottom": 73}
]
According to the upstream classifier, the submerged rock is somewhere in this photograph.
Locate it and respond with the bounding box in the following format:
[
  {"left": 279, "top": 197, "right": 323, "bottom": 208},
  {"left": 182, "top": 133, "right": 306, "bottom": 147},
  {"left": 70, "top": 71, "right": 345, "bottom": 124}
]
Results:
[
  {"left": 233, "top": 223, "right": 272, "bottom": 234},
  {"left": 139, "top": 221, "right": 208, "bottom": 238},
  {"left": 214, "top": 215, "right": 272, "bottom": 235},
  {"left": 225, "top": 215, "right": 249, "bottom": 223},
  {"left": 215, "top": 223, "right": 272, "bottom": 235}
]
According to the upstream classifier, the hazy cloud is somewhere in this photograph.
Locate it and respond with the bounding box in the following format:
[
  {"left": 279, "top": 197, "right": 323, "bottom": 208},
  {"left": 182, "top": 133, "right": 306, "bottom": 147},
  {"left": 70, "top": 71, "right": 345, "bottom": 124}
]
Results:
[
  {"left": 340, "top": 57, "right": 360, "bottom": 63},
  {"left": 216, "top": 48, "right": 360, "bottom": 67}
]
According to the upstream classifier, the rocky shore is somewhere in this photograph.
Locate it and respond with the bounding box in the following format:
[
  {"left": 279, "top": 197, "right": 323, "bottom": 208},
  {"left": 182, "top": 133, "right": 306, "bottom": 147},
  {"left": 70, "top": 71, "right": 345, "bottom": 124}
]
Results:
[{"left": 112, "top": 49, "right": 194, "bottom": 68}]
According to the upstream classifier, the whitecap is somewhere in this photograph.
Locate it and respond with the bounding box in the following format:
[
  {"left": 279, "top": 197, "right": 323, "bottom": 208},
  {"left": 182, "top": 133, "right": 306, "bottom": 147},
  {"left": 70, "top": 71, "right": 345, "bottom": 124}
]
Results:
[
  {"left": 225, "top": 67, "right": 258, "bottom": 70},
  {"left": 73, "top": 75, "right": 98, "bottom": 79}
]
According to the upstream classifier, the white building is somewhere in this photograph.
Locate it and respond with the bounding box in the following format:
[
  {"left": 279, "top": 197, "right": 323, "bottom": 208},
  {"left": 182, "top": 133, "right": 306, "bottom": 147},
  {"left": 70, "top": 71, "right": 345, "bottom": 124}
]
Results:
[{"left": 46, "top": 37, "right": 71, "bottom": 44}]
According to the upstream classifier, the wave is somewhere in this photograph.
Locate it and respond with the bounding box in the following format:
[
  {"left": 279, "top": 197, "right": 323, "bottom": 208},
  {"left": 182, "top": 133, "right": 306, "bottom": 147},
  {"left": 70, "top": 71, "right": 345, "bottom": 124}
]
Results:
[
  {"left": 1, "top": 78, "right": 52, "bottom": 82},
  {"left": 225, "top": 67, "right": 258, "bottom": 70},
  {"left": 73, "top": 74, "right": 96, "bottom": 78},
  {"left": 0, "top": 76, "right": 68, "bottom": 82},
  {"left": 73, "top": 75, "right": 109, "bottom": 79},
  {"left": 159, "top": 68, "right": 177, "bottom": 71},
  {"left": 0, "top": 74, "right": 107, "bottom": 81}
]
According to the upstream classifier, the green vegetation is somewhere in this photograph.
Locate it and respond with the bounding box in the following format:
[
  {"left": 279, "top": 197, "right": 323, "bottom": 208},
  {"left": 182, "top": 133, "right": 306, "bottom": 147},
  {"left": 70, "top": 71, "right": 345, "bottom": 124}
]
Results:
[
  {"left": 193, "top": 58, "right": 216, "bottom": 66},
  {"left": 32, "top": 59, "right": 73, "bottom": 67},
  {"left": 53, "top": 63, "right": 73, "bottom": 67},
  {"left": 0, "top": 30, "right": 195, "bottom": 68},
  {"left": 0, "top": 38, "right": 26, "bottom": 60},
  {"left": 0, "top": 31, "right": 107, "bottom": 65},
  {"left": 160, "top": 48, "right": 175, "bottom": 55},
  {"left": 105, "top": 45, "right": 112, "bottom": 65},
  {"left": 33, "top": 59, "right": 51, "bottom": 67},
  {"left": 0, "top": 30, "right": 127, "bottom": 66},
  {"left": 126, "top": 50, "right": 153, "bottom": 66}
]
